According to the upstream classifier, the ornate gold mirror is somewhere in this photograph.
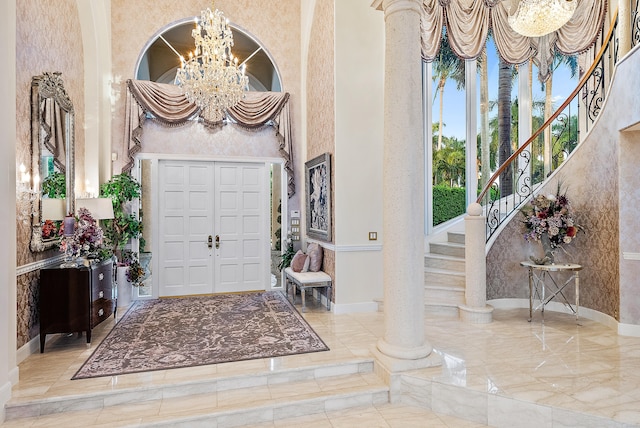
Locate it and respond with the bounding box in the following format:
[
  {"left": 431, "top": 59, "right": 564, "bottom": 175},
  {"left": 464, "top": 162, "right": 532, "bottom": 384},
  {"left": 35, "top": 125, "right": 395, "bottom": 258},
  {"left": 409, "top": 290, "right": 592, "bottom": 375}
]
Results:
[{"left": 29, "top": 72, "right": 75, "bottom": 252}]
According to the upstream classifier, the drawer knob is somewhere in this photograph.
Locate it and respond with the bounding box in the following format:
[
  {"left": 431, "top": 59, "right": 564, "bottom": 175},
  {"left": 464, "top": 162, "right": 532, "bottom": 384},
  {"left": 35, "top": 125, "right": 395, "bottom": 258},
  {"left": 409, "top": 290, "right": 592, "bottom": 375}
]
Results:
[
  {"left": 98, "top": 273, "right": 104, "bottom": 281},
  {"left": 98, "top": 308, "right": 104, "bottom": 316},
  {"left": 98, "top": 291, "right": 104, "bottom": 299}
]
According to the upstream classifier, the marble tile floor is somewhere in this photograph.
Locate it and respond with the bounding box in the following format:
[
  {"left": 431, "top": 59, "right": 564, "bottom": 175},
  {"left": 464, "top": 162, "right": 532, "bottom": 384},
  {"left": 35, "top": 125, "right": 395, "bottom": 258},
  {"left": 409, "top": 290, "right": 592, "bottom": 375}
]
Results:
[{"left": 3, "top": 294, "right": 640, "bottom": 427}]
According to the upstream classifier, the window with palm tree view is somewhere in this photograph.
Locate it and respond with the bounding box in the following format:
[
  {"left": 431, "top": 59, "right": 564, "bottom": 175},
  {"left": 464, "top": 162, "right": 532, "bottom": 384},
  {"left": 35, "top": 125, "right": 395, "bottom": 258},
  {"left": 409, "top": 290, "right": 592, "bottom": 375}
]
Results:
[{"left": 427, "top": 30, "right": 579, "bottom": 228}]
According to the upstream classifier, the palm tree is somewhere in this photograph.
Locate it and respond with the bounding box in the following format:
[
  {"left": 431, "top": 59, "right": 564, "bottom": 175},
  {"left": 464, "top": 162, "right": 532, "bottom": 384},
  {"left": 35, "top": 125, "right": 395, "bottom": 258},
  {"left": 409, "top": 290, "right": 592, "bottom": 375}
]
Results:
[
  {"left": 498, "top": 59, "right": 513, "bottom": 197},
  {"left": 432, "top": 29, "right": 465, "bottom": 151},
  {"left": 434, "top": 136, "right": 466, "bottom": 187},
  {"left": 541, "top": 53, "right": 578, "bottom": 176},
  {"left": 479, "top": 49, "right": 491, "bottom": 191}
]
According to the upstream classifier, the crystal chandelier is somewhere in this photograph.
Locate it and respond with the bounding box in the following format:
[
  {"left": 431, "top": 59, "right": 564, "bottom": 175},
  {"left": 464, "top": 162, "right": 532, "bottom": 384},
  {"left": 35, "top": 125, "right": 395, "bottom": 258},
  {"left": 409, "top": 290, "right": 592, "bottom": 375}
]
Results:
[
  {"left": 508, "top": 0, "right": 577, "bottom": 38},
  {"left": 176, "top": 6, "right": 248, "bottom": 121}
]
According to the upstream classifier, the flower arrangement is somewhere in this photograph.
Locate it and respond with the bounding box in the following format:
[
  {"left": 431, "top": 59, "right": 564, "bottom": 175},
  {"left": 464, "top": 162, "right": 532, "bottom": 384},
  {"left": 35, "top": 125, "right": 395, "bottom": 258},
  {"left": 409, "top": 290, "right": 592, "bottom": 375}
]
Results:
[
  {"left": 59, "top": 208, "right": 104, "bottom": 259},
  {"left": 520, "top": 186, "right": 582, "bottom": 250},
  {"left": 121, "top": 250, "right": 146, "bottom": 286},
  {"left": 41, "top": 219, "right": 58, "bottom": 239}
]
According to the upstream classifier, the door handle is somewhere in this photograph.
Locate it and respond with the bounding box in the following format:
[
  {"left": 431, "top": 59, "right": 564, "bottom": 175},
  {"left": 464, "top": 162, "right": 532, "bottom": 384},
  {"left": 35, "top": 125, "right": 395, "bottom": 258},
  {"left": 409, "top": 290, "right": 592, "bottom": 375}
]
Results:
[
  {"left": 215, "top": 235, "right": 220, "bottom": 249},
  {"left": 207, "top": 235, "right": 213, "bottom": 249}
]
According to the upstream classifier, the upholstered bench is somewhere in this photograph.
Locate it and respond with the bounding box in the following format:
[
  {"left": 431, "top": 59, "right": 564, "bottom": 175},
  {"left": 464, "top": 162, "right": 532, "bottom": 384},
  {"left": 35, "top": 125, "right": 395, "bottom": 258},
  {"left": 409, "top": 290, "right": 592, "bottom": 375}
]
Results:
[{"left": 284, "top": 267, "right": 332, "bottom": 312}]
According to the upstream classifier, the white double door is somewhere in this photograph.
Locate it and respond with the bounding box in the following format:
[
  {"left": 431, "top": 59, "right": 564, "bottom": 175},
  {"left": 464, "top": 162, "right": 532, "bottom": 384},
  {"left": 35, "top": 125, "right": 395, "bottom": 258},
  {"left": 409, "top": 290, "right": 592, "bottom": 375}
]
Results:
[{"left": 158, "top": 160, "right": 267, "bottom": 297}]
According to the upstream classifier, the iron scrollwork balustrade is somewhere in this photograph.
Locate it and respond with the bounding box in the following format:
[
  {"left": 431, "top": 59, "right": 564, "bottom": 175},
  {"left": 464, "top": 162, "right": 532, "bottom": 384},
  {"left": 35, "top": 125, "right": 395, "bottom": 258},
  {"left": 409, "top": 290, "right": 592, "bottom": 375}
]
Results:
[
  {"left": 484, "top": 148, "right": 533, "bottom": 240},
  {"left": 550, "top": 112, "right": 576, "bottom": 171},
  {"left": 633, "top": 0, "right": 640, "bottom": 47},
  {"left": 477, "top": 11, "right": 619, "bottom": 242}
]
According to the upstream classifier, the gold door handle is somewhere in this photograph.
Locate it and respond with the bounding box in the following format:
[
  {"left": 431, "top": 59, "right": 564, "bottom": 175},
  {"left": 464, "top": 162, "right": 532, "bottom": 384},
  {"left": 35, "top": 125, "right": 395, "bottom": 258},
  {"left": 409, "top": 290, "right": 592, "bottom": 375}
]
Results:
[
  {"left": 207, "top": 235, "right": 213, "bottom": 249},
  {"left": 215, "top": 235, "right": 220, "bottom": 249}
]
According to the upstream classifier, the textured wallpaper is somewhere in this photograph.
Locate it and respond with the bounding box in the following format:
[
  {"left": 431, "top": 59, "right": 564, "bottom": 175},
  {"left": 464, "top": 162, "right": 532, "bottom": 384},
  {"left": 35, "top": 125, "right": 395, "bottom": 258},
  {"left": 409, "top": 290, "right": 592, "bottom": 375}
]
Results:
[
  {"left": 16, "top": 0, "right": 85, "bottom": 348},
  {"left": 306, "top": 0, "right": 336, "bottom": 292},
  {"left": 618, "top": 130, "right": 640, "bottom": 325},
  {"left": 110, "top": 0, "right": 301, "bottom": 174}
]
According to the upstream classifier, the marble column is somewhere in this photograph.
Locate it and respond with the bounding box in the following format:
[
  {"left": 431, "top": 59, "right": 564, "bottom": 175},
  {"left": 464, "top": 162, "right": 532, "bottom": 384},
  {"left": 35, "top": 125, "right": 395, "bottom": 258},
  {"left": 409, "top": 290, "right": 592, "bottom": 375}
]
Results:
[
  {"left": 459, "top": 203, "right": 494, "bottom": 323},
  {"left": 375, "top": 0, "right": 438, "bottom": 370}
]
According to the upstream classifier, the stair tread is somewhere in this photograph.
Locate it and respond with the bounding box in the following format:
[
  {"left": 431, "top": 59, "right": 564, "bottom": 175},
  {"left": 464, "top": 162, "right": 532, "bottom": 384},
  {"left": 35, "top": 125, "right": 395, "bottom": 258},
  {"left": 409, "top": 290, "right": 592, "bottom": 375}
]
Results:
[
  {"left": 426, "top": 302, "right": 460, "bottom": 308},
  {"left": 424, "top": 267, "right": 465, "bottom": 276},
  {"left": 6, "top": 358, "right": 375, "bottom": 408},
  {"left": 424, "top": 252, "right": 465, "bottom": 261},
  {"left": 425, "top": 283, "right": 465, "bottom": 291},
  {"left": 5, "top": 373, "right": 388, "bottom": 427},
  {"left": 431, "top": 241, "right": 465, "bottom": 248}
]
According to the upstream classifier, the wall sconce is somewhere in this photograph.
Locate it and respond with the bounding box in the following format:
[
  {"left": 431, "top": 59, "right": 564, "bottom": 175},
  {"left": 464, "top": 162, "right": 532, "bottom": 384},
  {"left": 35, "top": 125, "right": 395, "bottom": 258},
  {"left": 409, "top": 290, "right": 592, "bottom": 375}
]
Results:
[{"left": 16, "top": 163, "right": 39, "bottom": 223}]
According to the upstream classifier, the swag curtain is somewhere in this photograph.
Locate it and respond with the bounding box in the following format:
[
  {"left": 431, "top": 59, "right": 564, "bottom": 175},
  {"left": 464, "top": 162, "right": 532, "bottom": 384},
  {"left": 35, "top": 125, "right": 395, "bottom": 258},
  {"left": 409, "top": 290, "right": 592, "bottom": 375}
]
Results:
[
  {"left": 420, "top": 0, "right": 608, "bottom": 82},
  {"left": 124, "top": 79, "right": 295, "bottom": 197}
]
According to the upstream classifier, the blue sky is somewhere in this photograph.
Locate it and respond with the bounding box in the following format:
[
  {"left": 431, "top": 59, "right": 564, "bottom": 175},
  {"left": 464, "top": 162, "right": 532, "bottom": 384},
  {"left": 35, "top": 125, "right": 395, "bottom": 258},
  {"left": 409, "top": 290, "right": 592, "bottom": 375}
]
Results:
[{"left": 433, "top": 38, "right": 580, "bottom": 141}]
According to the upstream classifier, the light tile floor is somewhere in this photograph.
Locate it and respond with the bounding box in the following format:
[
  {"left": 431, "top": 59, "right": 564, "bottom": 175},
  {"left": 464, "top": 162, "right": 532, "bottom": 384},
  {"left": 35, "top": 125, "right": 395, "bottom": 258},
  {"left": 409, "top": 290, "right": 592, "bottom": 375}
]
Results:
[{"left": 4, "top": 294, "right": 640, "bottom": 427}]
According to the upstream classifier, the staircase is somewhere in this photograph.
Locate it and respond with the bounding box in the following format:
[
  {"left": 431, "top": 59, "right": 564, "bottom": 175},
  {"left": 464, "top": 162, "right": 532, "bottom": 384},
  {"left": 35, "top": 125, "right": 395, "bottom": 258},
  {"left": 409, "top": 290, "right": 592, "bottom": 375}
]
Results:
[
  {"left": 4, "top": 358, "right": 388, "bottom": 427},
  {"left": 424, "top": 231, "right": 466, "bottom": 317}
]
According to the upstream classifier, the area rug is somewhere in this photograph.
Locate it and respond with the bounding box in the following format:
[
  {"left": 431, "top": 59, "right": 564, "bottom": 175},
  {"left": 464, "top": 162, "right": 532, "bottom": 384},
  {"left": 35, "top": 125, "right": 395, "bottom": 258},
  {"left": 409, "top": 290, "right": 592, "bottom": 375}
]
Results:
[{"left": 72, "top": 291, "right": 329, "bottom": 379}]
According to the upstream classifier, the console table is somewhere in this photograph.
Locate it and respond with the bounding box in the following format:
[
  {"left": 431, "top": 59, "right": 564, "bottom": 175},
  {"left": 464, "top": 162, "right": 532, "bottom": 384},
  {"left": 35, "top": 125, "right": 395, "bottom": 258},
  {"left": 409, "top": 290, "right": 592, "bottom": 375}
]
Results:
[
  {"left": 520, "top": 261, "right": 582, "bottom": 322},
  {"left": 39, "top": 259, "right": 115, "bottom": 352}
]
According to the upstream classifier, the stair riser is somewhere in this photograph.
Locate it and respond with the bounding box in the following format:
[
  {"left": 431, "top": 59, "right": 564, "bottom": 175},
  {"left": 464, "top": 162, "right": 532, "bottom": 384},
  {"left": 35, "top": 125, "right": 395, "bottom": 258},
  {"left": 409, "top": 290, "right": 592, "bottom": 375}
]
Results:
[
  {"left": 424, "top": 257, "right": 465, "bottom": 272},
  {"left": 425, "top": 289, "right": 465, "bottom": 305},
  {"left": 425, "top": 304, "right": 459, "bottom": 317},
  {"left": 447, "top": 232, "right": 465, "bottom": 245},
  {"left": 429, "top": 243, "right": 465, "bottom": 258},
  {"left": 146, "top": 390, "right": 390, "bottom": 428},
  {"left": 425, "top": 272, "right": 465, "bottom": 287}
]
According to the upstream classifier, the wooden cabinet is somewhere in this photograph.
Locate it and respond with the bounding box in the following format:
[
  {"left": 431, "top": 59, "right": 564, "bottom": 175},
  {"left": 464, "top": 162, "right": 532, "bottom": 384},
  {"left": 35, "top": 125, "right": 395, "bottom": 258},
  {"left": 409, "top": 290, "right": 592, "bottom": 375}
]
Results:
[{"left": 39, "top": 260, "right": 115, "bottom": 353}]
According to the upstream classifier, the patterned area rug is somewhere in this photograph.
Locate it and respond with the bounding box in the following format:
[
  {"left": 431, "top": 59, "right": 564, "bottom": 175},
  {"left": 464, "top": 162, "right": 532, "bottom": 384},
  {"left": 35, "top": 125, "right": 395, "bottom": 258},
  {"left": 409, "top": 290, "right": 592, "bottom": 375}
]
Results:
[{"left": 72, "top": 291, "right": 329, "bottom": 379}]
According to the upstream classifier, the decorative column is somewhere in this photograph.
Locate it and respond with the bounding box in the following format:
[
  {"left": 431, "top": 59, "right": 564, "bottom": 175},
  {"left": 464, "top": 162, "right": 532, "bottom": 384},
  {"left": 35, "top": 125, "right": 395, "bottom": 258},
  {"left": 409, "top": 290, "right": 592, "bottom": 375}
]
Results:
[
  {"left": 619, "top": 0, "right": 632, "bottom": 58},
  {"left": 459, "top": 203, "right": 493, "bottom": 323},
  {"left": 375, "top": 0, "right": 439, "bottom": 370}
]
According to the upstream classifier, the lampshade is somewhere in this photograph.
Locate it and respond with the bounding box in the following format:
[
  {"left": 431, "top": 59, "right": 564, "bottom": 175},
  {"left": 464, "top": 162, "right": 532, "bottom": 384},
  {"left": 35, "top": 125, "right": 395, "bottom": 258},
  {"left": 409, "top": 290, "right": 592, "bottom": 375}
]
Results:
[
  {"left": 75, "top": 198, "right": 115, "bottom": 220},
  {"left": 508, "top": 0, "right": 577, "bottom": 38},
  {"left": 41, "top": 198, "right": 66, "bottom": 221}
]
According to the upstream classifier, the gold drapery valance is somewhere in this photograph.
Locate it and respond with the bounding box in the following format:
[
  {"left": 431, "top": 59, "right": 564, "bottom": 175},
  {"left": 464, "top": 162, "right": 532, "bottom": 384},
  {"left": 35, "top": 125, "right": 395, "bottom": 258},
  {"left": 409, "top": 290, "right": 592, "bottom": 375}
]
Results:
[
  {"left": 420, "top": 0, "right": 608, "bottom": 82},
  {"left": 124, "top": 79, "right": 295, "bottom": 197}
]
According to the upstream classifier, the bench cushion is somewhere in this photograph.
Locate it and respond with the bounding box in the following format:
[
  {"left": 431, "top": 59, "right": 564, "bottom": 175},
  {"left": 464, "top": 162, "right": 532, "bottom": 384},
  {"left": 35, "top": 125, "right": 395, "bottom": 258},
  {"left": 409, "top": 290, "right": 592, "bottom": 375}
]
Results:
[{"left": 284, "top": 267, "right": 331, "bottom": 284}]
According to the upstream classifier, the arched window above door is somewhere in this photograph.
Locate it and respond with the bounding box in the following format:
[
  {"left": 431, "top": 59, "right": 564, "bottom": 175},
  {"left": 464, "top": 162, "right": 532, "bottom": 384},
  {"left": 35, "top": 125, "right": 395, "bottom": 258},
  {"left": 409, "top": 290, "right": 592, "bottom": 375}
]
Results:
[{"left": 135, "top": 18, "right": 282, "bottom": 92}]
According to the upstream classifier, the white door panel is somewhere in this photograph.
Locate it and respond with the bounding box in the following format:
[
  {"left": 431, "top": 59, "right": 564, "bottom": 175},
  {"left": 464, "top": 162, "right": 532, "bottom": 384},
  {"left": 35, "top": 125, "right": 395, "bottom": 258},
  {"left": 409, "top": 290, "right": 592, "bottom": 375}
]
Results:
[
  {"left": 214, "top": 163, "right": 266, "bottom": 293},
  {"left": 158, "top": 160, "right": 267, "bottom": 296},
  {"left": 159, "top": 161, "right": 214, "bottom": 297}
]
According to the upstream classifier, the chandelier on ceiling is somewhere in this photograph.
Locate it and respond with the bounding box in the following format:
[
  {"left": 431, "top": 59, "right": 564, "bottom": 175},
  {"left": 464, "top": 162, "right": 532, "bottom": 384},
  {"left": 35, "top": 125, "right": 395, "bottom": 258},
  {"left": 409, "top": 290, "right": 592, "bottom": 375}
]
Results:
[
  {"left": 176, "top": 6, "right": 248, "bottom": 120},
  {"left": 508, "top": 0, "right": 577, "bottom": 38}
]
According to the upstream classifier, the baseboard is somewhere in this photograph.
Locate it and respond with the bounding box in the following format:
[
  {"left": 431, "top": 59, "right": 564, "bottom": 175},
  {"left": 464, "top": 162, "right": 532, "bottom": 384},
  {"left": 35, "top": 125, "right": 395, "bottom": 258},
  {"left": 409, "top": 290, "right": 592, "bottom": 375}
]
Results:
[
  {"left": 618, "top": 322, "right": 640, "bottom": 337},
  {"left": 487, "top": 298, "right": 620, "bottom": 332},
  {"left": 332, "top": 301, "right": 379, "bottom": 315},
  {"left": 0, "top": 378, "right": 12, "bottom": 423},
  {"left": 17, "top": 334, "right": 57, "bottom": 364}
]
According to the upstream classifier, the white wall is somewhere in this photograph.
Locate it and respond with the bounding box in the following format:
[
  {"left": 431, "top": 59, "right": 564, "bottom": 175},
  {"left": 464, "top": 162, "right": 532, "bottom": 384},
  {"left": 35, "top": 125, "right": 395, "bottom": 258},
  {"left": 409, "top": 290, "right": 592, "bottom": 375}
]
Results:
[
  {"left": 0, "top": 0, "right": 18, "bottom": 421},
  {"left": 334, "top": 0, "right": 385, "bottom": 306}
]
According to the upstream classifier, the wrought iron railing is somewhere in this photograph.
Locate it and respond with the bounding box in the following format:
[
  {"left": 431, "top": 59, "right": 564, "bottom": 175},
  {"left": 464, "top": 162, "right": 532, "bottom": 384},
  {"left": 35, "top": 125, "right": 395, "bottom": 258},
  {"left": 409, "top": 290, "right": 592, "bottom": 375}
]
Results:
[
  {"left": 634, "top": 0, "right": 640, "bottom": 47},
  {"left": 477, "top": 10, "right": 619, "bottom": 241}
]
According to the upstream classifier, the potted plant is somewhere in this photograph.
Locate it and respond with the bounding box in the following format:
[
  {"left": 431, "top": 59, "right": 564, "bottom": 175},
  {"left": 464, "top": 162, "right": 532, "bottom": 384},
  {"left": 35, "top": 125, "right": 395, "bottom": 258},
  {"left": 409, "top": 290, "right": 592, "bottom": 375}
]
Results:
[
  {"left": 41, "top": 171, "right": 66, "bottom": 198},
  {"left": 277, "top": 238, "right": 296, "bottom": 272},
  {"left": 100, "top": 173, "right": 144, "bottom": 307},
  {"left": 100, "top": 173, "right": 143, "bottom": 257}
]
